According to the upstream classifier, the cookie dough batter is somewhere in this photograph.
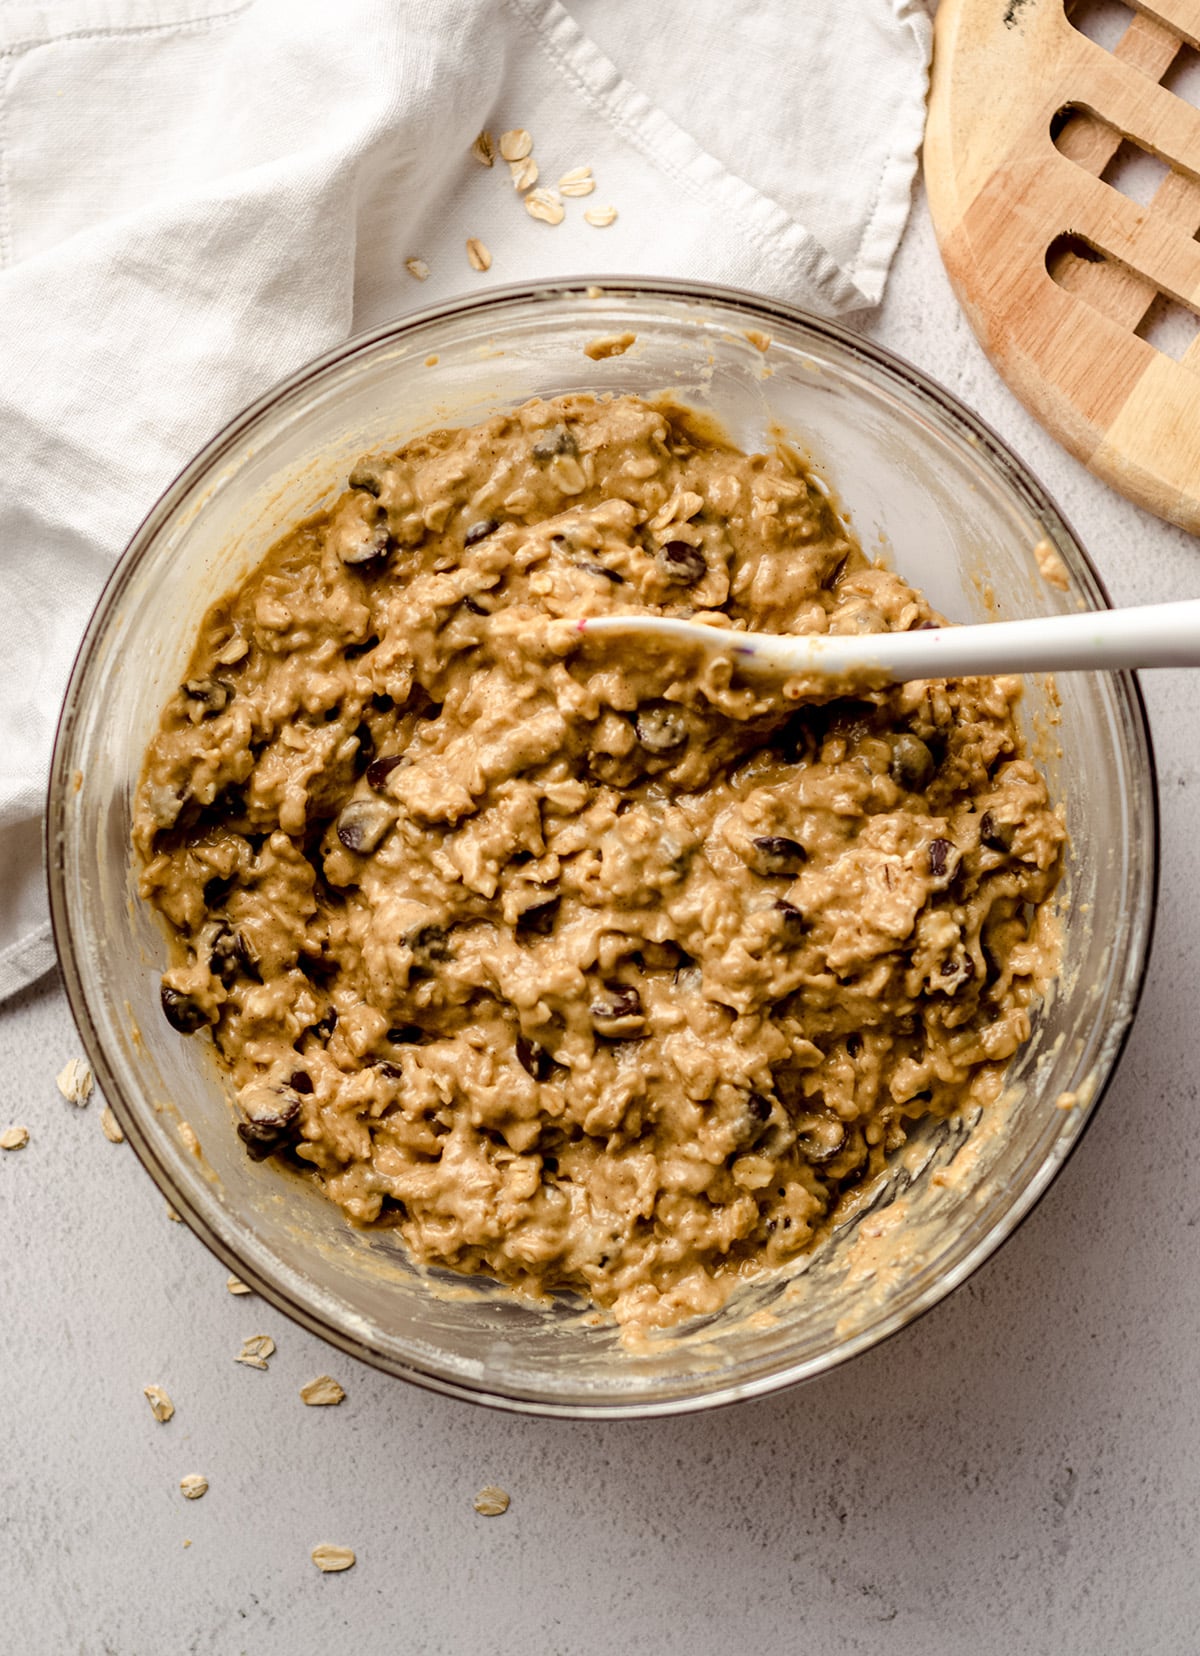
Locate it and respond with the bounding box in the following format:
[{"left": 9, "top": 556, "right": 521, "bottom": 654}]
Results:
[{"left": 134, "top": 394, "right": 1065, "bottom": 1331}]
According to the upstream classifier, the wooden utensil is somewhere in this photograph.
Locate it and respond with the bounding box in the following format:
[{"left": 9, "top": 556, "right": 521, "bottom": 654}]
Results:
[{"left": 925, "top": 0, "right": 1200, "bottom": 531}]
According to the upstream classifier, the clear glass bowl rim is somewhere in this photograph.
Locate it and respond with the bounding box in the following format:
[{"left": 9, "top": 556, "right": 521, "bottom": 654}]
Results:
[{"left": 46, "top": 275, "right": 1161, "bottom": 1418}]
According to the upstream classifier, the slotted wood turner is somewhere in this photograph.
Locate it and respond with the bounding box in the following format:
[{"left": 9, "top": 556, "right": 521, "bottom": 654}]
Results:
[{"left": 925, "top": 0, "right": 1200, "bottom": 531}]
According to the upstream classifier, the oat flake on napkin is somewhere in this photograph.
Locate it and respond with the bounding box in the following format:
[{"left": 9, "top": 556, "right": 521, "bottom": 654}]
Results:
[{"left": 0, "top": 0, "right": 930, "bottom": 1000}]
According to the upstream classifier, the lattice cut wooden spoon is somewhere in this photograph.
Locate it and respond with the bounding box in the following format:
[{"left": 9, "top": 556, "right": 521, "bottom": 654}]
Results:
[{"left": 926, "top": 0, "right": 1200, "bottom": 530}]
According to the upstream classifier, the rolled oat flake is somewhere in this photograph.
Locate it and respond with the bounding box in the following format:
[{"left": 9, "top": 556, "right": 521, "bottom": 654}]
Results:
[
  {"left": 473, "top": 1485, "right": 511, "bottom": 1517},
  {"left": 143, "top": 1384, "right": 175, "bottom": 1423},
  {"left": 525, "top": 188, "right": 564, "bottom": 226},
  {"left": 311, "top": 1544, "right": 356, "bottom": 1573},
  {"left": 100, "top": 1106, "right": 125, "bottom": 1143},
  {"left": 0, "top": 1126, "right": 29, "bottom": 1151},
  {"left": 300, "top": 1375, "right": 346, "bottom": 1407},
  {"left": 56, "top": 1057, "right": 93, "bottom": 1105},
  {"left": 498, "top": 127, "right": 532, "bottom": 161},
  {"left": 179, "top": 1474, "right": 208, "bottom": 1500},
  {"left": 508, "top": 156, "right": 538, "bottom": 192},
  {"left": 235, "top": 1334, "right": 275, "bottom": 1370}
]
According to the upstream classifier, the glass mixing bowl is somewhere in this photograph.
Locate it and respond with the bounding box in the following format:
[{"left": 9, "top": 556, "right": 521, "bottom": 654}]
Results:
[{"left": 47, "top": 279, "right": 1157, "bottom": 1417}]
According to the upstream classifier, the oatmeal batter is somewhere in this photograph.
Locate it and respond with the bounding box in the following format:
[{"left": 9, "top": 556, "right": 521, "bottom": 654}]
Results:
[{"left": 134, "top": 394, "right": 1065, "bottom": 1331}]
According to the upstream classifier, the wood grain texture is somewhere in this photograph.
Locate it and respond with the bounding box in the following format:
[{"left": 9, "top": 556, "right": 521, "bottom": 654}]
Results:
[{"left": 925, "top": 0, "right": 1200, "bottom": 530}]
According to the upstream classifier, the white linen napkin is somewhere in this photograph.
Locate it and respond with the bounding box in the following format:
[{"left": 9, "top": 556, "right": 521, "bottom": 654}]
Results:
[{"left": 0, "top": 0, "right": 930, "bottom": 1000}]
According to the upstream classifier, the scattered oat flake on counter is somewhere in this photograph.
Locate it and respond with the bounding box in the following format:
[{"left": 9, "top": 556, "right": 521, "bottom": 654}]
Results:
[
  {"left": 165, "top": 1204, "right": 182, "bottom": 1222},
  {"left": 226, "top": 1275, "right": 252, "bottom": 1295},
  {"left": 56, "top": 1057, "right": 93, "bottom": 1105},
  {"left": 473, "top": 1485, "right": 511, "bottom": 1517},
  {"left": 508, "top": 156, "right": 538, "bottom": 191},
  {"left": 144, "top": 1385, "right": 175, "bottom": 1423},
  {"left": 300, "top": 1375, "right": 346, "bottom": 1407},
  {"left": 558, "top": 165, "right": 594, "bottom": 197},
  {"left": 100, "top": 1106, "right": 125, "bottom": 1144},
  {"left": 404, "top": 257, "right": 430, "bottom": 281},
  {"left": 0, "top": 1126, "right": 29, "bottom": 1151},
  {"left": 745, "top": 329, "right": 772, "bottom": 353},
  {"left": 583, "top": 204, "right": 617, "bottom": 227},
  {"left": 498, "top": 127, "right": 532, "bottom": 161},
  {"left": 235, "top": 1334, "right": 275, "bottom": 1370},
  {"left": 470, "top": 129, "right": 494, "bottom": 166},
  {"left": 311, "top": 1544, "right": 356, "bottom": 1573},
  {"left": 525, "top": 188, "right": 564, "bottom": 225},
  {"left": 466, "top": 237, "right": 492, "bottom": 272},
  {"left": 179, "top": 1474, "right": 208, "bottom": 1500}
]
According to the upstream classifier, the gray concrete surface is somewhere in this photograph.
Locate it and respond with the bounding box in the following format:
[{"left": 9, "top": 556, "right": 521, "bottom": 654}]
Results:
[{"left": 3, "top": 185, "right": 1199, "bottom": 1655}]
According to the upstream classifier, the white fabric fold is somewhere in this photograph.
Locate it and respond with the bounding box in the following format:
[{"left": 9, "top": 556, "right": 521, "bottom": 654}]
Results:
[{"left": 0, "top": 0, "right": 930, "bottom": 999}]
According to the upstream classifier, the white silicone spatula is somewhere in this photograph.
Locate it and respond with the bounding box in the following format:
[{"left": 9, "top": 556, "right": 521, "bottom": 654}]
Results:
[{"left": 575, "top": 599, "right": 1200, "bottom": 683}]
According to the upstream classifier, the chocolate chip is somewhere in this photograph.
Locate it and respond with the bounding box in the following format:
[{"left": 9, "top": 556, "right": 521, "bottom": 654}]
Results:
[
  {"left": 463, "top": 595, "right": 489, "bottom": 615},
  {"left": 312, "top": 1008, "right": 338, "bottom": 1042},
  {"left": 657, "top": 541, "right": 707, "bottom": 584},
  {"left": 239, "top": 1085, "right": 300, "bottom": 1128},
  {"left": 532, "top": 424, "right": 577, "bottom": 461},
  {"left": 336, "top": 797, "right": 395, "bottom": 854},
  {"left": 365, "top": 753, "right": 407, "bottom": 791},
  {"left": 340, "top": 517, "right": 391, "bottom": 566},
  {"left": 591, "top": 986, "right": 643, "bottom": 1027},
  {"left": 635, "top": 705, "right": 688, "bottom": 754},
  {"left": 979, "top": 811, "right": 1016, "bottom": 852},
  {"left": 774, "top": 899, "right": 807, "bottom": 935},
  {"left": 209, "top": 923, "right": 252, "bottom": 988},
  {"left": 516, "top": 1035, "right": 554, "bottom": 1080},
  {"left": 386, "top": 1024, "right": 423, "bottom": 1044},
  {"left": 289, "top": 1069, "right": 313, "bottom": 1094},
  {"left": 929, "top": 837, "right": 953, "bottom": 879},
  {"left": 516, "top": 897, "right": 560, "bottom": 938},
  {"left": 412, "top": 925, "right": 452, "bottom": 963},
  {"left": 747, "top": 1093, "right": 772, "bottom": 1122},
  {"left": 348, "top": 465, "right": 383, "bottom": 497},
  {"left": 160, "top": 984, "right": 210, "bottom": 1035},
  {"left": 751, "top": 836, "right": 806, "bottom": 876},
  {"left": 374, "top": 1061, "right": 403, "bottom": 1079},
  {"left": 237, "top": 1120, "right": 290, "bottom": 1161},
  {"left": 889, "top": 733, "right": 935, "bottom": 792},
  {"left": 578, "top": 560, "right": 624, "bottom": 583},
  {"left": 202, "top": 874, "right": 234, "bottom": 909},
  {"left": 352, "top": 723, "right": 375, "bottom": 775},
  {"left": 181, "top": 677, "right": 231, "bottom": 717},
  {"left": 235, "top": 1085, "right": 300, "bottom": 1159},
  {"left": 464, "top": 517, "right": 499, "bottom": 546}
]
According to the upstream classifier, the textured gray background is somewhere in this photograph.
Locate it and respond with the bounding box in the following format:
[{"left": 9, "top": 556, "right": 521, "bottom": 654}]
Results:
[{"left": 3, "top": 186, "right": 1198, "bottom": 1656}]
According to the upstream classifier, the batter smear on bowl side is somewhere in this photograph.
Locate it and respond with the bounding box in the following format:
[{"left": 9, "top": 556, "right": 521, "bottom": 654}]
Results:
[{"left": 134, "top": 393, "right": 1065, "bottom": 1332}]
